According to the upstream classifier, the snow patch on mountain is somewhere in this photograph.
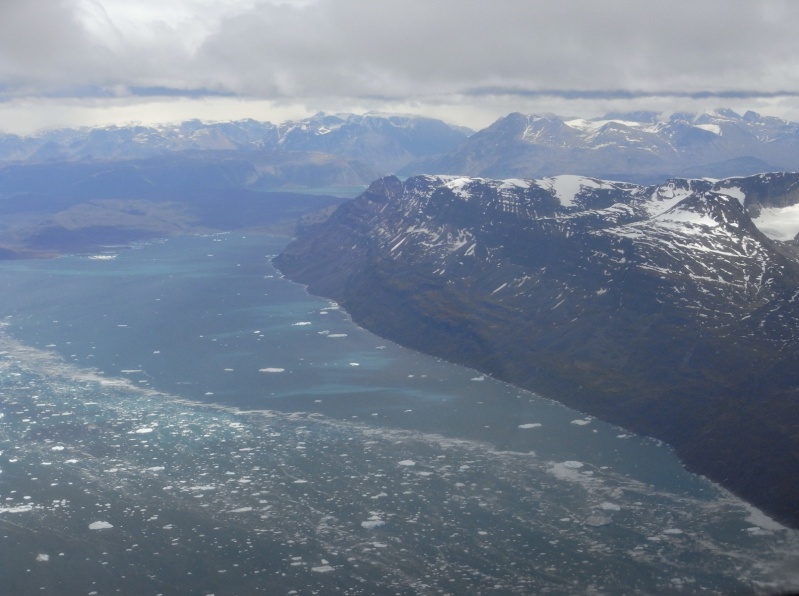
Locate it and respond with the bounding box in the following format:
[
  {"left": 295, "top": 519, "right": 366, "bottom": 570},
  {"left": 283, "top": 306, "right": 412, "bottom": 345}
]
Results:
[
  {"left": 755, "top": 205, "right": 799, "bottom": 241},
  {"left": 654, "top": 202, "right": 721, "bottom": 229},
  {"left": 695, "top": 123, "right": 722, "bottom": 135},
  {"left": 638, "top": 184, "right": 699, "bottom": 217},
  {"left": 544, "top": 175, "right": 613, "bottom": 208},
  {"left": 498, "top": 178, "right": 535, "bottom": 190},
  {"left": 564, "top": 118, "right": 661, "bottom": 135},
  {"left": 715, "top": 185, "right": 746, "bottom": 206},
  {"left": 445, "top": 176, "right": 479, "bottom": 200}
]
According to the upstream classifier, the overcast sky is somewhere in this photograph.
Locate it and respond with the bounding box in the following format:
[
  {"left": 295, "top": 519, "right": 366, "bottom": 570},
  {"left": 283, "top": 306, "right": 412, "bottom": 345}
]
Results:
[{"left": 2, "top": 0, "right": 799, "bottom": 133}]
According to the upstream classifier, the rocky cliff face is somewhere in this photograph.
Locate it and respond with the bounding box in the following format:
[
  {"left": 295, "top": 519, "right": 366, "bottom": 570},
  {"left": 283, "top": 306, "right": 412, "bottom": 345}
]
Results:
[{"left": 275, "top": 172, "right": 799, "bottom": 528}]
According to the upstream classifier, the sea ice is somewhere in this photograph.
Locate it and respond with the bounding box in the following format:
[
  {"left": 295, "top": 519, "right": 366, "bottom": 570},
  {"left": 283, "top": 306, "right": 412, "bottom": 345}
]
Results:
[
  {"left": 548, "top": 461, "right": 595, "bottom": 482},
  {"left": 570, "top": 419, "right": 591, "bottom": 426},
  {"left": 259, "top": 368, "right": 285, "bottom": 373},
  {"left": 744, "top": 504, "right": 786, "bottom": 531},
  {"left": 584, "top": 514, "right": 612, "bottom": 527},
  {"left": 0, "top": 505, "right": 34, "bottom": 513},
  {"left": 600, "top": 502, "right": 621, "bottom": 511},
  {"left": 88, "top": 521, "right": 113, "bottom": 530},
  {"left": 518, "top": 423, "right": 542, "bottom": 429}
]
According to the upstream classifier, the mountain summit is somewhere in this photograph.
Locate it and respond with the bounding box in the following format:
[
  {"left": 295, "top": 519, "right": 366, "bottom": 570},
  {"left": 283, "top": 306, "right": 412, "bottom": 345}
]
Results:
[{"left": 275, "top": 171, "right": 799, "bottom": 528}]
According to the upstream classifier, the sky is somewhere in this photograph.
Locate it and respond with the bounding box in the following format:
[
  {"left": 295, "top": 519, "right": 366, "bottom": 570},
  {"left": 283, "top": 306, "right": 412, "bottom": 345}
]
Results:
[{"left": 2, "top": 0, "right": 799, "bottom": 134}]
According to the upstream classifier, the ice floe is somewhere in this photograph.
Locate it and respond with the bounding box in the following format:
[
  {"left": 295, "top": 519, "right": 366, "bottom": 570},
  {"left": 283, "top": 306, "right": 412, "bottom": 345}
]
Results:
[{"left": 88, "top": 521, "right": 113, "bottom": 530}]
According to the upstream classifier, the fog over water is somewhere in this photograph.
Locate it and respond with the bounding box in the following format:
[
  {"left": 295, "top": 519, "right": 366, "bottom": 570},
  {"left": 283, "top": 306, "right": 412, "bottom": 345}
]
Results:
[{"left": 0, "top": 233, "right": 797, "bottom": 595}]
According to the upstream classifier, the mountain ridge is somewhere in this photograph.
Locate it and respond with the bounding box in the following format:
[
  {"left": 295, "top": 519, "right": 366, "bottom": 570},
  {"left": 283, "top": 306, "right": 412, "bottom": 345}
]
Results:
[
  {"left": 0, "top": 112, "right": 470, "bottom": 175},
  {"left": 6, "top": 109, "right": 799, "bottom": 189},
  {"left": 403, "top": 109, "right": 799, "bottom": 183}
]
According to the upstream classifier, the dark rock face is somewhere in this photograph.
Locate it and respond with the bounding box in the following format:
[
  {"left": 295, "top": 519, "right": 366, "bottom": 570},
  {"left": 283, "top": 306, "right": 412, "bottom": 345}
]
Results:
[{"left": 275, "top": 172, "right": 799, "bottom": 529}]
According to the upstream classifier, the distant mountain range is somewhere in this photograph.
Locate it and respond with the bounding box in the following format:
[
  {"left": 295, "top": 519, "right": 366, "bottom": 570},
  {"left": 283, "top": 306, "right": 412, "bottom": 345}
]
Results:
[
  {"left": 5, "top": 109, "right": 799, "bottom": 189},
  {"left": 0, "top": 112, "right": 471, "bottom": 254},
  {"left": 404, "top": 109, "right": 799, "bottom": 183},
  {"left": 0, "top": 112, "right": 470, "bottom": 184},
  {"left": 275, "top": 171, "right": 799, "bottom": 528}
]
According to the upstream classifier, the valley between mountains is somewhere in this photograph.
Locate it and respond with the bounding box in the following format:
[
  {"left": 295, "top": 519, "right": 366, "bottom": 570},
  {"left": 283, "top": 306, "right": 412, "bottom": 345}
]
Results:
[{"left": 275, "top": 172, "right": 799, "bottom": 529}]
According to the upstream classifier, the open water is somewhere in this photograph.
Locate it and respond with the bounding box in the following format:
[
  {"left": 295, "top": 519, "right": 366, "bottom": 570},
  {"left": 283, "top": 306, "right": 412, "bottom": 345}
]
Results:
[{"left": 0, "top": 233, "right": 797, "bottom": 595}]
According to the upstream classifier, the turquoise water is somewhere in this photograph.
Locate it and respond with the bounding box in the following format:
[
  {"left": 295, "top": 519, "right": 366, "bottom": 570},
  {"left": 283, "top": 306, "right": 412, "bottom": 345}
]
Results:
[{"left": 0, "top": 233, "right": 797, "bottom": 595}]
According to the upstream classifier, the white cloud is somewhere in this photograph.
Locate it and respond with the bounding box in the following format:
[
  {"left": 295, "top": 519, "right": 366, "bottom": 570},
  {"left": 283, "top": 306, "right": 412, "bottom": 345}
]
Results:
[
  {"left": 2, "top": 0, "right": 799, "bottom": 131},
  {"left": 75, "top": 0, "right": 262, "bottom": 52}
]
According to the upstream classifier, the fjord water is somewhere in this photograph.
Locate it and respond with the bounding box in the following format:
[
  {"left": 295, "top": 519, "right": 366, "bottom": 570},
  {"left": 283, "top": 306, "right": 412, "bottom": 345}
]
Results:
[{"left": 0, "top": 233, "right": 797, "bottom": 595}]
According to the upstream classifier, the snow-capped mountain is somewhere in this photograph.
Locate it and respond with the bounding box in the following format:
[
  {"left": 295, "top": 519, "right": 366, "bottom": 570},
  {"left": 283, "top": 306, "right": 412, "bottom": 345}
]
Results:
[
  {"left": 404, "top": 109, "right": 799, "bottom": 182},
  {"left": 274, "top": 112, "right": 470, "bottom": 172},
  {"left": 0, "top": 112, "right": 470, "bottom": 176},
  {"left": 8, "top": 108, "right": 799, "bottom": 189},
  {"left": 275, "top": 172, "right": 799, "bottom": 529}
]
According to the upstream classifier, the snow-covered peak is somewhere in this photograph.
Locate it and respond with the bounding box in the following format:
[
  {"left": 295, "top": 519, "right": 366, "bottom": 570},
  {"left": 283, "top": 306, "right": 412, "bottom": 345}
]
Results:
[
  {"left": 696, "top": 108, "right": 741, "bottom": 122},
  {"left": 479, "top": 109, "right": 799, "bottom": 159},
  {"left": 438, "top": 175, "right": 543, "bottom": 202},
  {"left": 443, "top": 176, "right": 480, "bottom": 199},
  {"left": 564, "top": 118, "right": 658, "bottom": 133}
]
